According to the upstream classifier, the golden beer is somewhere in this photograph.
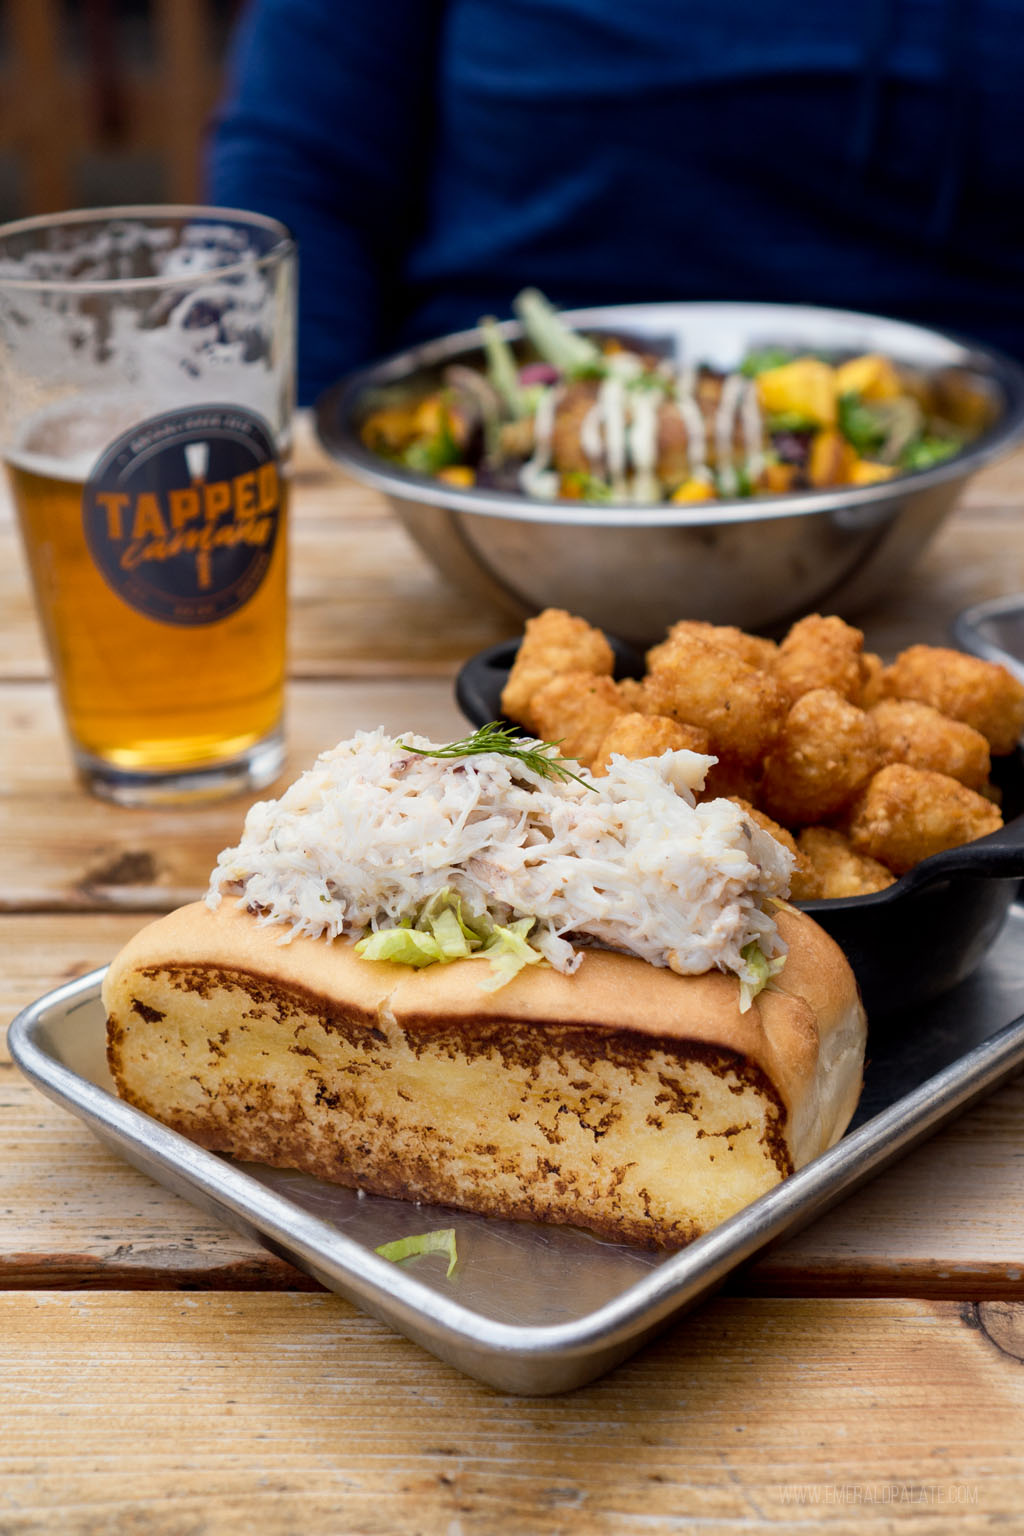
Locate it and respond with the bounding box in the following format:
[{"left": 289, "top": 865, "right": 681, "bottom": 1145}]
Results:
[
  {"left": 1, "top": 205, "right": 295, "bottom": 802},
  {"left": 6, "top": 412, "right": 288, "bottom": 777}
]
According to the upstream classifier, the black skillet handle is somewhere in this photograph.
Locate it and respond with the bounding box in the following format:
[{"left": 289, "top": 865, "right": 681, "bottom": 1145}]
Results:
[{"left": 899, "top": 808, "right": 1024, "bottom": 895}]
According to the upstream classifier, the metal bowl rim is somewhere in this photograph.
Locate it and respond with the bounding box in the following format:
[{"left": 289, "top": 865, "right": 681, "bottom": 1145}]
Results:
[{"left": 316, "top": 299, "right": 1024, "bottom": 529}]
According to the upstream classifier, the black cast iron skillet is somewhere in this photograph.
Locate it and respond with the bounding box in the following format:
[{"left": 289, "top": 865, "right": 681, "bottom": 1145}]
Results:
[{"left": 454, "top": 635, "right": 1024, "bottom": 1021}]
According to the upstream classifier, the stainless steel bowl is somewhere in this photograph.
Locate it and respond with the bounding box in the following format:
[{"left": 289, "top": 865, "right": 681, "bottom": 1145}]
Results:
[{"left": 315, "top": 301, "right": 1024, "bottom": 644}]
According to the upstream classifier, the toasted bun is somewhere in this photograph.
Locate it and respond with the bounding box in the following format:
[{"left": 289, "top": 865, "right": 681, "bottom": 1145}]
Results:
[{"left": 103, "top": 901, "right": 865, "bottom": 1250}]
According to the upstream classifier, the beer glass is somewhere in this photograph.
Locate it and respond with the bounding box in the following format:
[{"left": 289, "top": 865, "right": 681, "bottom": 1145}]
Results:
[{"left": 0, "top": 206, "right": 295, "bottom": 805}]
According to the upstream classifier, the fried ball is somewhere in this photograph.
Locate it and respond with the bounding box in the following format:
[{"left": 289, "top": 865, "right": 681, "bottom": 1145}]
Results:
[
  {"left": 642, "top": 631, "right": 786, "bottom": 764},
  {"left": 527, "top": 671, "right": 625, "bottom": 768},
  {"left": 881, "top": 645, "right": 1024, "bottom": 755},
  {"left": 648, "top": 621, "right": 778, "bottom": 674},
  {"left": 869, "top": 698, "right": 991, "bottom": 790},
  {"left": 728, "top": 798, "right": 822, "bottom": 901},
  {"left": 847, "top": 763, "right": 1003, "bottom": 874},
  {"left": 760, "top": 689, "right": 880, "bottom": 826},
  {"left": 590, "top": 713, "right": 710, "bottom": 776},
  {"left": 773, "top": 613, "right": 866, "bottom": 705},
  {"left": 501, "top": 608, "right": 614, "bottom": 730},
  {"left": 796, "top": 826, "right": 896, "bottom": 898},
  {"left": 698, "top": 754, "right": 763, "bottom": 804},
  {"left": 551, "top": 381, "right": 600, "bottom": 475},
  {"left": 615, "top": 676, "right": 649, "bottom": 712},
  {"left": 858, "top": 652, "right": 886, "bottom": 709}
]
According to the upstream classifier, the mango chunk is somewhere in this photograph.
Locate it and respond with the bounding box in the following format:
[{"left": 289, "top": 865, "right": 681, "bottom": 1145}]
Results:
[
  {"left": 835, "top": 354, "right": 903, "bottom": 402},
  {"left": 757, "top": 358, "right": 837, "bottom": 428}
]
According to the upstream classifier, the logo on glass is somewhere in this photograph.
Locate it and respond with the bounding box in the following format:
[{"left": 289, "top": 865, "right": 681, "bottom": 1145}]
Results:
[{"left": 83, "top": 404, "right": 282, "bottom": 626}]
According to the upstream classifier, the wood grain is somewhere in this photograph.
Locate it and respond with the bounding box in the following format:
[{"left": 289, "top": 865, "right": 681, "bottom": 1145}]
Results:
[
  {"left": 1, "top": 1293, "right": 1022, "bottom": 1531},
  {"left": 3, "top": 918, "right": 1024, "bottom": 1296}
]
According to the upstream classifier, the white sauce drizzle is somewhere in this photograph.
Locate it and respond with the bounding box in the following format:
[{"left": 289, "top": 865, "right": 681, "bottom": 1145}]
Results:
[
  {"left": 518, "top": 385, "right": 562, "bottom": 499},
  {"left": 676, "top": 367, "right": 708, "bottom": 479},
  {"left": 628, "top": 388, "right": 661, "bottom": 501},
  {"left": 714, "top": 373, "right": 747, "bottom": 496},
  {"left": 580, "top": 402, "right": 604, "bottom": 467},
  {"left": 599, "top": 376, "right": 628, "bottom": 494},
  {"left": 741, "top": 378, "right": 765, "bottom": 484}
]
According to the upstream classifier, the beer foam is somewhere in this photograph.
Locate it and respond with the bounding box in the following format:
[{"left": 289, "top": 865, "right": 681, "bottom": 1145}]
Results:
[{"left": 0, "top": 220, "right": 295, "bottom": 449}]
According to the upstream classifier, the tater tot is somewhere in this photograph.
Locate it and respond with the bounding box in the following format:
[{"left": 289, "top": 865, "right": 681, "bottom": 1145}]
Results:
[
  {"left": 698, "top": 754, "right": 763, "bottom": 804},
  {"left": 869, "top": 698, "right": 991, "bottom": 790},
  {"left": 642, "top": 631, "right": 785, "bottom": 764},
  {"left": 590, "top": 714, "right": 710, "bottom": 776},
  {"left": 773, "top": 613, "right": 866, "bottom": 704},
  {"left": 615, "top": 676, "right": 649, "bottom": 711},
  {"left": 857, "top": 651, "right": 886, "bottom": 709},
  {"left": 797, "top": 826, "right": 896, "bottom": 898},
  {"left": 527, "top": 671, "right": 625, "bottom": 767},
  {"left": 881, "top": 644, "right": 1024, "bottom": 756},
  {"left": 760, "top": 688, "right": 880, "bottom": 826},
  {"left": 648, "top": 620, "right": 778, "bottom": 674},
  {"left": 728, "top": 798, "right": 822, "bottom": 900},
  {"left": 500, "top": 608, "right": 614, "bottom": 730},
  {"left": 847, "top": 763, "right": 1003, "bottom": 874}
]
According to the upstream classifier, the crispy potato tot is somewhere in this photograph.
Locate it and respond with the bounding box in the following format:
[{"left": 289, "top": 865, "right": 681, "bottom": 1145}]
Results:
[
  {"left": 501, "top": 608, "right": 614, "bottom": 731},
  {"left": 881, "top": 645, "right": 1024, "bottom": 756},
  {"left": 858, "top": 651, "right": 886, "bottom": 709},
  {"left": 649, "top": 620, "right": 778, "bottom": 674},
  {"left": 773, "top": 614, "right": 866, "bottom": 704},
  {"left": 590, "top": 713, "right": 710, "bottom": 775},
  {"left": 848, "top": 764, "right": 1002, "bottom": 874},
  {"left": 614, "top": 676, "right": 648, "bottom": 711},
  {"left": 698, "top": 754, "right": 763, "bottom": 804},
  {"left": 642, "top": 631, "right": 785, "bottom": 764},
  {"left": 728, "top": 798, "right": 822, "bottom": 900},
  {"left": 869, "top": 698, "right": 991, "bottom": 790},
  {"left": 527, "top": 672, "right": 625, "bottom": 768},
  {"left": 760, "top": 689, "right": 880, "bottom": 826},
  {"left": 797, "top": 826, "right": 896, "bottom": 898}
]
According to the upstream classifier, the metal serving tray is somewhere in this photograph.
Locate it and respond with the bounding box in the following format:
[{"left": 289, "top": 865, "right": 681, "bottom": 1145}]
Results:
[{"left": 10, "top": 908, "right": 1024, "bottom": 1395}]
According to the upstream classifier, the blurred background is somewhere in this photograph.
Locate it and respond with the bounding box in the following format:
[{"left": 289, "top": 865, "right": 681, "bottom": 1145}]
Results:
[{"left": 0, "top": 0, "right": 235, "bottom": 220}]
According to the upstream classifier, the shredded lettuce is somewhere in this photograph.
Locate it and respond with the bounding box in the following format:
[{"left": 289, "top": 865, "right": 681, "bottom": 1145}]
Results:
[
  {"left": 514, "top": 287, "right": 605, "bottom": 379},
  {"left": 737, "top": 940, "right": 787, "bottom": 1013},
  {"left": 561, "top": 470, "right": 614, "bottom": 503},
  {"left": 375, "top": 1228, "right": 458, "bottom": 1277},
  {"left": 481, "top": 316, "right": 529, "bottom": 418},
  {"left": 765, "top": 409, "right": 818, "bottom": 434},
  {"left": 355, "top": 887, "right": 543, "bottom": 988},
  {"left": 837, "top": 391, "right": 889, "bottom": 455},
  {"left": 900, "top": 434, "right": 963, "bottom": 471},
  {"left": 739, "top": 346, "right": 794, "bottom": 378},
  {"left": 401, "top": 399, "right": 461, "bottom": 473}
]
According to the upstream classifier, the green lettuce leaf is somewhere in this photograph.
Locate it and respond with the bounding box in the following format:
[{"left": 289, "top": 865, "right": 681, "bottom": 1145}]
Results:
[
  {"left": 375, "top": 1228, "right": 458, "bottom": 1277},
  {"left": 737, "top": 940, "right": 787, "bottom": 1013}
]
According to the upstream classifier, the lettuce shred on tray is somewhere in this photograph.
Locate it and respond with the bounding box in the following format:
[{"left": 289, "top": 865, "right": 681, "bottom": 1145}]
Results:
[
  {"left": 206, "top": 726, "right": 795, "bottom": 1008},
  {"left": 359, "top": 287, "right": 987, "bottom": 505}
]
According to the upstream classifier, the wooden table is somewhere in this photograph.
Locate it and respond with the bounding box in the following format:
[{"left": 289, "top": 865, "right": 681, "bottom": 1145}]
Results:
[{"left": 3, "top": 418, "right": 1024, "bottom": 1532}]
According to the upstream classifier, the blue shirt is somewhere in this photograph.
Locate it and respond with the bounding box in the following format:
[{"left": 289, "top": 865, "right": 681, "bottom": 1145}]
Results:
[{"left": 208, "top": 0, "right": 1024, "bottom": 404}]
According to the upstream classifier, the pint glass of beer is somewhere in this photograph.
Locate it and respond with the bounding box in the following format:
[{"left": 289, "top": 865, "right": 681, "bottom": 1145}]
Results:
[{"left": 0, "top": 206, "right": 295, "bottom": 804}]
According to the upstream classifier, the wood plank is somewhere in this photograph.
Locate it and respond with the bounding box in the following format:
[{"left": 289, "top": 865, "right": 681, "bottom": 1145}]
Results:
[
  {"left": 1, "top": 1293, "right": 1022, "bottom": 1531},
  {"left": 3, "top": 916, "right": 1024, "bottom": 1295},
  {"left": 0, "top": 680, "right": 467, "bottom": 912}
]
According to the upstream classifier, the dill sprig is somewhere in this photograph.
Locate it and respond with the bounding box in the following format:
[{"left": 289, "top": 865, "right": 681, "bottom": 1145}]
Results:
[{"left": 399, "top": 721, "right": 598, "bottom": 791}]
